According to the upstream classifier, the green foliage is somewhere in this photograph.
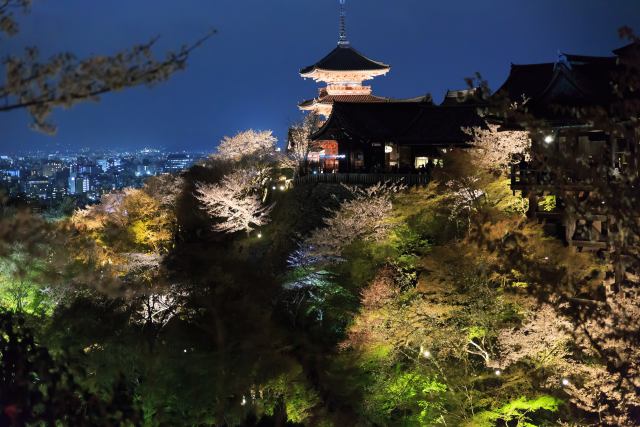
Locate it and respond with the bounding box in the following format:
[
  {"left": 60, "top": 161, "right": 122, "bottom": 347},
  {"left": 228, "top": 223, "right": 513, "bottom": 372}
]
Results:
[
  {"left": 391, "top": 223, "right": 431, "bottom": 256},
  {"left": 260, "top": 369, "right": 321, "bottom": 424},
  {"left": 365, "top": 368, "right": 447, "bottom": 426},
  {"left": 0, "top": 244, "right": 57, "bottom": 315},
  {"left": 485, "top": 178, "right": 529, "bottom": 215},
  {"left": 538, "top": 195, "right": 557, "bottom": 212},
  {"left": 468, "top": 395, "right": 562, "bottom": 427},
  {"left": 0, "top": 311, "right": 141, "bottom": 425},
  {"left": 395, "top": 189, "right": 461, "bottom": 244}
]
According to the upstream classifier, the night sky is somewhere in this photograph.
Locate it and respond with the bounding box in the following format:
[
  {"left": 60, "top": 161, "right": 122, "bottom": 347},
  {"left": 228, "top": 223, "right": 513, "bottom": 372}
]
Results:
[{"left": 2, "top": 0, "right": 639, "bottom": 154}]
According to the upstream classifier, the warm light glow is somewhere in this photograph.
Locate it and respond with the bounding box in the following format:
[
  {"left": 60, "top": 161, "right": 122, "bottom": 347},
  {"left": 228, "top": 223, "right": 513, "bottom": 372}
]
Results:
[
  {"left": 423, "top": 350, "right": 431, "bottom": 358},
  {"left": 279, "top": 185, "right": 285, "bottom": 191},
  {"left": 495, "top": 369, "right": 502, "bottom": 376},
  {"left": 385, "top": 145, "right": 393, "bottom": 154},
  {"left": 562, "top": 378, "right": 570, "bottom": 386},
  {"left": 257, "top": 233, "right": 263, "bottom": 239},
  {"left": 544, "top": 135, "right": 555, "bottom": 144}
]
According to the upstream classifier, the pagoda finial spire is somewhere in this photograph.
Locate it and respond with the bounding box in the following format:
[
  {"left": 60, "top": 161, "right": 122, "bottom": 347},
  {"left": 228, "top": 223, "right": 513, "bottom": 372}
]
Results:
[{"left": 338, "top": 0, "right": 349, "bottom": 46}]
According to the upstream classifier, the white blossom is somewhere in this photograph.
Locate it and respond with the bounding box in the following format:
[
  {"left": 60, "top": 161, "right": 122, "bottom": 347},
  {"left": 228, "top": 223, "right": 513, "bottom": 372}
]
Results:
[
  {"left": 196, "top": 169, "right": 274, "bottom": 234},
  {"left": 290, "top": 182, "right": 403, "bottom": 266},
  {"left": 286, "top": 113, "right": 322, "bottom": 175},
  {"left": 214, "top": 129, "right": 278, "bottom": 160},
  {"left": 464, "top": 124, "right": 531, "bottom": 173}
]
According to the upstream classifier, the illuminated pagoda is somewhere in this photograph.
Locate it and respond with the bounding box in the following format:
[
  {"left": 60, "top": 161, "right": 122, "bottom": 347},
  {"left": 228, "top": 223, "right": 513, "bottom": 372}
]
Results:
[
  {"left": 299, "top": 0, "right": 390, "bottom": 118},
  {"left": 298, "top": 0, "right": 391, "bottom": 172}
]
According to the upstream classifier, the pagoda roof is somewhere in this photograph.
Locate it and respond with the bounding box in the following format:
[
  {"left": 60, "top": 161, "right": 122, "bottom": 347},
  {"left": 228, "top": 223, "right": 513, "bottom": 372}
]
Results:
[
  {"left": 299, "top": 94, "right": 433, "bottom": 109},
  {"left": 300, "top": 94, "right": 388, "bottom": 108},
  {"left": 300, "top": 45, "right": 390, "bottom": 75},
  {"left": 312, "top": 102, "right": 486, "bottom": 145}
]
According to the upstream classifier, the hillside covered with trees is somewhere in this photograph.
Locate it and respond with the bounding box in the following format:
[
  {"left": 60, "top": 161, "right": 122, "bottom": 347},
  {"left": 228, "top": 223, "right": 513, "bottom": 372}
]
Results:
[
  {"left": 1, "top": 123, "right": 638, "bottom": 426},
  {"left": 2, "top": 2, "right": 640, "bottom": 425}
]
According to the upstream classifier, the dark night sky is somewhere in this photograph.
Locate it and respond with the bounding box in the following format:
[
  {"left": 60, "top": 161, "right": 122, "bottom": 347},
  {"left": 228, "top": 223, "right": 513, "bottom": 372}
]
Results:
[{"left": 2, "top": 0, "right": 639, "bottom": 154}]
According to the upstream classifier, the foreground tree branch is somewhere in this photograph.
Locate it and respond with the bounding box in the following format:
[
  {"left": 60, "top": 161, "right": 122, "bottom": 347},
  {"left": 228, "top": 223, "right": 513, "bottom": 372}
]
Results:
[
  {"left": 1, "top": 30, "right": 215, "bottom": 133},
  {"left": 0, "top": 1, "right": 215, "bottom": 134}
]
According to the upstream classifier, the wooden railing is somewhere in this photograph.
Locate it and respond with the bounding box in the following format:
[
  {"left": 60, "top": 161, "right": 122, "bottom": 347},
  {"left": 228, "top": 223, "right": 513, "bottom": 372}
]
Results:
[
  {"left": 510, "top": 164, "right": 593, "bottom": 191},
  {"left": 294, "top": 173, "right": 431, "bottom": 186}
]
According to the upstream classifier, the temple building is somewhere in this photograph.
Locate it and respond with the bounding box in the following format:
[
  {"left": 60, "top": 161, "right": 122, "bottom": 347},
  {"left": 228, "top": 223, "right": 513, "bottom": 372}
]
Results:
[
  {"left": 504, "top": 42, "right": 640, "bottom": 250},
  {"left": 312, "top": 102, "right": 485, "bottom": 174},
  {"left": 296, "top": 0, "right": 483, "bottom": 177}
]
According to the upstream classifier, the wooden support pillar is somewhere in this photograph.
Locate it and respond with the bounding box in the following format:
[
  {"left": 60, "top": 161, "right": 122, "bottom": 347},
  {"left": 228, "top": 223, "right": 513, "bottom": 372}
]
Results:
[{"left": 527, "top": 194, "right": 538, "bottom": 219}]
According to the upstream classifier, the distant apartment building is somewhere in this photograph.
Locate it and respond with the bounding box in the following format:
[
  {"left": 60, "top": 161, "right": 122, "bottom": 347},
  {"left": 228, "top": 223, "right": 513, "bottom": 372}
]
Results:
[
  {"left": 24, "top": 176, "right": 50, "bottom": 200},
  {"left": 42, "top": 161, "right": 64, "bottom": 177},
  {"left": 165, "top": 153, "right": 193, "bottom": 172},
  {"left": 68, "top": 173, "right": 91, "bottom": 195}
]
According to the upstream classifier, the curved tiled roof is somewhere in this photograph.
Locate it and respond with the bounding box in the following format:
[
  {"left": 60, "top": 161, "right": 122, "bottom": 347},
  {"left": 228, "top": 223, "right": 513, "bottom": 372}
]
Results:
[
  {"left": 300, "top": 45, "right": 390, "bottom": 75},
  {"left": 494, "top": 63, "right": 556, "bottom": 102},
  {"left": 492, "top": 51, "right": 630, "bottom": 122},
  {"left": 313, "top": 102, "right": 486, "bottom": 145},
  {"left": 299, "top": 94, "right": 434, "bottom": 109},
  {"left": 300, "top": 94, "right": 388, "bottom": 107}
]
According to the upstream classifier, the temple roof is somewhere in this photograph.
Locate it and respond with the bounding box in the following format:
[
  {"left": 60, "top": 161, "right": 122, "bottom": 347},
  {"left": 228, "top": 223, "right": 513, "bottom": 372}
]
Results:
[
  {"left": 493, "top": 52, "right": 622, "bottom": 121},
  {"left": 441, "top": 88, "right": 487, "bottom": 106},
  {"left": 494, "top": 63, "right": 556, "bottom": 103},
  {"left": 612, "top": 41, "right": 640, "bottom": 57},
  {"left": 312, "top": 102, "right": 486, "bottom": 145},
  {"left": 300, "top": 45, "right": 390, "bottom": 75}
]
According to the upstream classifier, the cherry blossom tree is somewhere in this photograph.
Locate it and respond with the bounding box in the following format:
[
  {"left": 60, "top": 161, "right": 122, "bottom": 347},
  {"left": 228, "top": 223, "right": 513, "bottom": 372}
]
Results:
[
  {"left": 0, "top": 0, "right": 30, "bottom": 37},
  {"left": 195, "top": 168, "right": 274, "bottom": 234},
  {"left": 143, "top": 174, "right": 185, "bottom": 209},
  {"left": 290, "top": 182, "right": 402, "bottom": 267},
  {"left": 214, "top": 129, "right": 278, "bottom": 160},
  {"left": 488, "top": 303, "right": 573, "bottom": 370},
  {"left": 464, "top": 124, "right": 531, "bottom": 174},
  {"left": 286, "top": 113, "right": 322, "bottom": 176}
]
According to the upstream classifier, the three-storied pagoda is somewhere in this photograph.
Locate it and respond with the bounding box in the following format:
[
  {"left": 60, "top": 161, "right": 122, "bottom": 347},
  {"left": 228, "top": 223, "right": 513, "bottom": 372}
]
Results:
[{"left": 298, "top": 0, "right": 390, "bottom": 172}]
